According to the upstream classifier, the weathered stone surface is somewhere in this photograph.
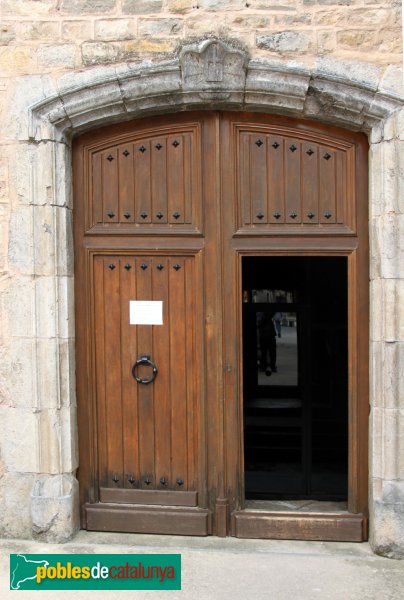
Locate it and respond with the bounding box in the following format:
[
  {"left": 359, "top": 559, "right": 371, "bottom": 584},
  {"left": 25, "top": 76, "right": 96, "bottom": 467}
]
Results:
[
  {"left": 256, "top": 31, "right": 312, "bottom": 54},
  {"left": 167, "top": 0, "right": 193, "bottom": 14},
  {"left": 20, "top": 21, "right": 60, "bottom": 40},
  {"left": 62, "top": 20, "right": 93, "bottom": 41},
  {"left": 60, "top": 0, "right": 116, "bottom": 14},
  {"left": 37, "top": 44, "right": 76, "bottom": 68},
  {"left": 337, "top": 29, "right": 377, "bottom": 50},
  {"left": 371, "top": 214, "right": 404, "bottom": 279},
  {"left": 82, "top": 39, "right": 175, "bottom": 65},
  {"left": 0, "top": 46, "right": 36, "bottom": 76},
  {"left": 0, "top": 473, "right": 36, "bottom": 539},
  {"left": 122, "top": 0, "right": 162, "bottom": 14},
  {"left": 0, "top": 22, "right": 16, "bottom": 45},
  {"left": 0, "top": 406, "right": 38, "bottom": 472},
  {"left": 315, "top": 57, "right": 381, "bottom": 90},
  {"left": 0, "top": 339, "right": 36, "bottom": 408},
  {"left": 31, "top": 474, "right": 79, "bottom": 542},
  {"left": 371, "top": 492, "right": 404, "bottom": 558},
  {"left": 94, "top": 18, "right": 136, "bottom": 41},
  {"left": 1, "top": 0, "right": 55, "bottom": 17},
  {"left": 138, "top": 18, "right": 183, "bottom": 36},
  {"left": 198, "top": 0, "right": 244, "bottom": 7},
  {"left": 1, "top": 276, "right": 34, "bottom": 339}
]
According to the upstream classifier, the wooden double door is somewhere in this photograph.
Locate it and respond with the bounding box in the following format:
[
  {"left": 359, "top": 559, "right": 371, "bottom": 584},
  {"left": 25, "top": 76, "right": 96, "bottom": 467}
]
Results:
[{"left": 74, "top": 112, "right": 369, "bottom": 540}]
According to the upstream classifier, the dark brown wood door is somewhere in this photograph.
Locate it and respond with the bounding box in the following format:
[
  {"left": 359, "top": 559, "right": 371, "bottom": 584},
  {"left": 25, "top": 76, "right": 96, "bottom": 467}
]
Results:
[
  {"left": 93, "top": 255, "right": 198, "bottom": 501},
  {"left": 74, "top": 112, "right": 368, "bottom": 540}
]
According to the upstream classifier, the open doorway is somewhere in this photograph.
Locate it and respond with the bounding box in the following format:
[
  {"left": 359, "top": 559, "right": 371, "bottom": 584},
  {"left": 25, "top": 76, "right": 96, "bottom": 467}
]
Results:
[{"left": 242, "top": 256, "right": 348, "bottom": 508}]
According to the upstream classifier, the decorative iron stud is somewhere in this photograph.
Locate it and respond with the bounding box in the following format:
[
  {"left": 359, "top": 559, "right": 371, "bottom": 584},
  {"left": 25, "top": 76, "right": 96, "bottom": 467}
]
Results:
[
  {"left": 106, "top": 154, "right": 114, "bottom": 162},
  {"left": 290, "top": 145, "right": 297, "bottom": 152},
  {"left": 256, "top": 212, "right": 265, "bottom": 220},
  {"left": 173, "top": 264, "right": 181, "bottom": 271},
  {"left": 255, "top": 139, "right": 263, "bottom": 147},
  {"left": 290, "top": 212, "right": 298, "bottom": 219},
  {"left": 307, "top": 212, "right": 315, "bottom": 219},
  {"left": 138, "top": 145, "right": 146, "bottom": 153},
  {"left": 172, "top": 140, "right": 180, "bottom": 147},
  {"left": 144, "top": 478, "right": 151, "bottom": 485},
  {"left": 123, "top": 149, "right": 130, "bottom": 157},
  {"left": 140, "top": 212, "right": 148, "bottom": 219},
  {"left": 173, "top": 212, "right": 181, "bottom": 220},
  {"left": 127, "top": 475, "right": 136, "bottom": 484},
  {"left": 176, "top": 479, "right": 184, "bottom": 486},
  {"left": 107, "top": 211, "right": 115, "bottom": 218},
  {"left": 155, "top": 143, "right": 163, "bottom": 150},
  {"left": 157, "top": 264, "right": 164, "bottom": 270},
  {"left": 306, "top": 149, "right": 314, "bottom": 156},
  {"left": 324, "top": 153, "right": 331, "bottom": 160},
  {"left": 108, "top": 264, "right": 116, "bottom": 270},
  {"left": 324, "top": 212, "right": 332, "bottom": 219},
  {"left": 112, "top": 474, "right": 119, "bottom": 483},
  {"left": 156, "top": 212, "right": 164, "bottom": 220},
  {"left": 123, "top": 212, "right": 131, "bottom": 219},
  {"left": 124, "top": 263, "right": 132, "bottom": 270},
  {"left": 141, "top": 263, "right": 148, "bottom": 270},
  {"left": 160, "top": 477, "right": 167, "bottom": 486},
  {"left": 273, "top": 212, "right": 281, "bottom": 219},
  {"left": 272, "top": 142, "right": 280, "bottom": 149}
]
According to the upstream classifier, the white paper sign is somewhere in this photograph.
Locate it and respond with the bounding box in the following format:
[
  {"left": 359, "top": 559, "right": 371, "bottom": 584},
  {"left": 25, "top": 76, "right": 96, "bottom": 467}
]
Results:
[{"left": 130, "top": 301, "right": 163, "bottom": 325}]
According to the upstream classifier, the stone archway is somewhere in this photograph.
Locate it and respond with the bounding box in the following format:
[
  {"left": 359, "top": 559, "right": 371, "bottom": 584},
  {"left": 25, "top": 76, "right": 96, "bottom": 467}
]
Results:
[{"left": 24, "top": 38, "right": 404, "bottom": 555}]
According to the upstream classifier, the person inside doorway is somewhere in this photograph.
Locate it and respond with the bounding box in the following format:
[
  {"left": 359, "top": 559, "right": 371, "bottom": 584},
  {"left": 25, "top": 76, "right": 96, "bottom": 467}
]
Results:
[{"left": 257, "top": 311, "right": 277, "bottom": 376}]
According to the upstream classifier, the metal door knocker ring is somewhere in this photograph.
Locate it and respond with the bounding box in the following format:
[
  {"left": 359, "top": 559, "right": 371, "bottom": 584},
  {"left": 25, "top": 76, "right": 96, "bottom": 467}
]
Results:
[{"left": 132, "top": 355, "right": 158, "bottom": 385}]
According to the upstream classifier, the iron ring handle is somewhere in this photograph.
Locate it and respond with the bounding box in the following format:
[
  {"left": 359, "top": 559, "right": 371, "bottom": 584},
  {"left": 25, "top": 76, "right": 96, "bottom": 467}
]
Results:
[{"left": 132, "top": 355, "right": 158, "bottom": 385}]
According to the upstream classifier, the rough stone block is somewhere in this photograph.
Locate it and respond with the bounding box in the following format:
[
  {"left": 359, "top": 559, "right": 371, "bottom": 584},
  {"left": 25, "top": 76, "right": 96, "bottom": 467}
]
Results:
[
  {"left": 138, "top": 18, "right": 183, "bottom": 36},
  {"left": 35, "top": 276, "right": 58, "bottom": 337},
  {"left": 59, "top": 339, "right": 76, "bottom": 409},
  {"left": 60, "top": 0, "right": 117, "bottom": 14},
  {"left": 57, "top": 276, "right": 75, "bottom": 338},
  {"left": 0, "top": 472, "right": 36, "bottom": 539},
  {"left": 382, "top": 409, "right": 404, "bottom": 479},
  {"left": 256, "top": 31, "right": 312, "bottom": 54},
  {"left": 62, "top": 20, "right": 93, "bottom": 41},
  {"left": 337, "top": 29, "right": 377, "bottom": 50},
  {"left": 198, "top": 0, "right": 245, "bottom": 8},
  {"left": 382, "top": 342, "right": 404, "bottom": 408},
  {"left": 122, "top": 0, "right": 162, "bottom": 14},
  {"left": 371, "top": 494, "right": 404, "bottom": 558},
  {"left": 37, "top": 408, "right": 78, "bottom": 473},
  {"left": 31, "top": 474, "right": 80, "bottom": 542},
  {"left": 315, "top": 57, "right": 381, "bottom": 91},
  {"left": 369, "top": 406, "right": 382, "bottom": 478},
  {"left": 243, "top": 0, "right": 296, "bottom": 7},
  {"left": 1, "top": 276, "right": 34, "bottom": 338},
  {"left": 37, "top": 44, "right": 76, "bottom": 69},
  {"left": 94, "top": 18, "right": 136, "bottom": 41},
  {"left": 0, "top": 406, "right": 38, "bottom": 472},
  {"left": 0, "top": 46, "right": 36, "bottom": 76},
  {"left": 0, "top": 339, "right": 36, "bottom": 408},
  {"left": 317, "top": 31, "right": 336, "bottom": 55},
  {"left": 167, "top": 0, "right": 192, "bottom": 13},
  {"left": 19, "top": 21, "right": 60, "bottom": 41},
  {"left": 374, "top": 214, "right": 404, "bottom": 279},
  {"left": 8, "top": 207, "right": 34, "bottom": 274},
  {"left": 0, "top": 22, "right": 16, "bottom": 45},
  {"left": 378, "top": 66, "right": 404, "bottom": 101},
  {"left": 1, "top": 1, "right": 55, "bottom": 17}
]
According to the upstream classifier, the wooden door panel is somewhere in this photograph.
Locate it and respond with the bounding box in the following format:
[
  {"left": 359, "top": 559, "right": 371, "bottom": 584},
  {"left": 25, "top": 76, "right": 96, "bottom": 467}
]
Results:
[
  {"left": 93, "top": 255, "right": 199, "bottom": 499},
  {"left": 86, "top": 126, "right": 202, "bottom": 233}
]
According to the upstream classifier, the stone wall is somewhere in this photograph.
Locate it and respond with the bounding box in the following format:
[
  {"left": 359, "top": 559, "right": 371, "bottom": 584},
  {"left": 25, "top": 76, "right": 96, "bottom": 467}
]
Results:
[
  {"left": 0, "top": 0, "right": 402, "bottom": 76},
  {"left": 0, "top": 0, "right": 403, "bottom": 557}
]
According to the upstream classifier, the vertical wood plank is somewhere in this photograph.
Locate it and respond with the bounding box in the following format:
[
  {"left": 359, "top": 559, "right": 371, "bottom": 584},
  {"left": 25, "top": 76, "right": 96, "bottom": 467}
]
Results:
[
  {"left": 284, "top": 139, "right": 301, "bottom": 223},
  {"left": 268, "top": 136, "right": 285, "bottom": 223},
  {"left": 92, "top": 152, "right": 103, "bottom": 225},
  {"left": 152, "top": 257, "right": 171, "bottom": 489},
  {"left": 302, "top": 142, "right": 319, "bottom": 224},
  {"left": 135, "top": 256, "right": 155, "bottom": 488},
  {"left": 121, "top": 257, "right": 140, "bottom": 489},
  {"left": 103, "top": 256, "right": 124, "bottom": 486},
  {"left": 238, "top": 132, "right": 251, "bottom": 226},
  {"left": 94, "top": 256, "right": 108, "bottom": 488},
  {"left": 319, "top": 147, "right": 337, "bottom": 224},
  {"left": 250, "top": 134, "right": 268, "bottom": 224},
  {"left": 102, "top": 148, "right": 119, "bottom": 223},
  {"left": 184, "top": 257, "right": 196, "bottom": 489},
  {"left": 183, "top": 134, "right": 193, "bottom": 225},
  {"left": 336, "top": 151, "right": 346, "bottom": 224},
  {"left": 168, "top": 256, "right": 188, "bottom": 489},
  {"left": 134, "top": 139, "right": 151, "bottom": 223},
  {"left": 118, "top": 144, "right": 135, "bottom": 223},
  {"left": 167, "top": 135, "right": 185, "bottom": 225},
  {"left": 151, "top": 137, "right": 168, "bottom": 224}
]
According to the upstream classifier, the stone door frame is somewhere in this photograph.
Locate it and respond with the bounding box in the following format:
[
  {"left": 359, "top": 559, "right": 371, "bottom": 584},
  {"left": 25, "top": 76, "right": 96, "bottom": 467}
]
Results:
[{"left": 23, "top": 39, "right": 403, "bottom": 553}]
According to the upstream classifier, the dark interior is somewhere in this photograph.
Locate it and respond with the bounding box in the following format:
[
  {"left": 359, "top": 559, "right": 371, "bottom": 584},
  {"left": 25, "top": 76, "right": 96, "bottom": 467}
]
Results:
[{"left": 242, "top": 256, "right": 348, "bottom": 500}]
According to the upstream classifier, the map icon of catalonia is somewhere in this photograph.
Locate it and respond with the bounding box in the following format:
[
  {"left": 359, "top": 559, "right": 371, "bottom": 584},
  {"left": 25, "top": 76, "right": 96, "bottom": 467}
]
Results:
[{"left": 10, "top": 554, "right": 49, "bottom": 590}]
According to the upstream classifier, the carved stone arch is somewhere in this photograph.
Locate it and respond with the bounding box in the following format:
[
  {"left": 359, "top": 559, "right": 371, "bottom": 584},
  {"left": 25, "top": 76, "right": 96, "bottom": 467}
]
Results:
[{"left": 26, "top": 39, "right": 404, "bottom": 554}]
